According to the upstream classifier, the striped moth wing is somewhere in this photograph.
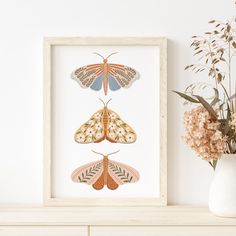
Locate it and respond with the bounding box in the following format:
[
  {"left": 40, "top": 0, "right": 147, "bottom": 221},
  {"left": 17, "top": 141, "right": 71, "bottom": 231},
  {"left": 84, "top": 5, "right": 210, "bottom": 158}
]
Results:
[
  {"left": 71, "top": 64, "right": 104, "bottom": 90},
  {"left": 106, "top": 109, "right": 137, "bottom": 144},
  {"left": 71, "top": 160, "right": 103, "bottom": 186},
  {"left": 74, "top": 109, "right": 105, "bottom": 144},
  {"left": 108, "top": 159, "right": 140, "bottom": 185},
  {"left": 108, "top": 64, "right": 139, "bottom": 90}
]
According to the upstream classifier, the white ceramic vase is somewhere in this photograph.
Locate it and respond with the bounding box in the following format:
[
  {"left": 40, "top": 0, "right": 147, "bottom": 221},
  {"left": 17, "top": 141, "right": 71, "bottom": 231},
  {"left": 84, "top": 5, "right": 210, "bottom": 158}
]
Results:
[{"left": 209, "top": 154, "right": 236, "bottom": 217}]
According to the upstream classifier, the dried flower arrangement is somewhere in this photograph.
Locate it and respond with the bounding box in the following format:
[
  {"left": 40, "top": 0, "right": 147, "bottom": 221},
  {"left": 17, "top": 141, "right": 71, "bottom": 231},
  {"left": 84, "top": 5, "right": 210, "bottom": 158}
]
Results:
[{"left": 174, "top": 5, "right": 236, "bottom": 169}]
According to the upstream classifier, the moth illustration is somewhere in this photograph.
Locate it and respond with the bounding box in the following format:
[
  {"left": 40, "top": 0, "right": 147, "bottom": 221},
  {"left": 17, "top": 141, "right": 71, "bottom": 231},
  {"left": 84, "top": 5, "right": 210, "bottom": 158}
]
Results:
[
  {"left": 71, "top": 52, "right": 139, "bottom": 96},
  {"left": 71, "top": 150, "right": 140, "bottom": 190},
  {"left": 74, "top": 99, "right": 137, "bottom": 144}
]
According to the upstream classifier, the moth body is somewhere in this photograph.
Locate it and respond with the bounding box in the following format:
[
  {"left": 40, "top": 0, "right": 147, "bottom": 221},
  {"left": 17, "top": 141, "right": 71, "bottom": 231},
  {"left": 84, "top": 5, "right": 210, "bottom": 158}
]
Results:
[{"left": 102, "top": 60, "right": 109, "bottom": 95}]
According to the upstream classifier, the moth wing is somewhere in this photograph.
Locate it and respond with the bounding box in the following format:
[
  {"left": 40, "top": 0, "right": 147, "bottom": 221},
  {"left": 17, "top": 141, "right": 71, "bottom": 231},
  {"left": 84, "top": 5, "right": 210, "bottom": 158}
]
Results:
[
  {"left": 107, "top": 172, "right": 119, "bottom": 190},
  {"left": 74, "top": 109, "right": 105, "bottom": 144},
  {"left": 92, "top": 172, "right": 105, "bottom": 190},
  {"left": 90, "top": 75, "right": 103, "bottom": 91},
  {"left": 71, "top": 160, "right": 103, "bottom": 185},
  {"left": 106, "top": 109, "right": 137, "bottom": 144},
  {"left": 108, "top": 75, "right": 121, "bottom": 91},
  {"left": 108, "top": 64, "right": 139, "bottom": 88},
  {"left": 71, "top": 64, "right": 104, "bottom": 90},
  {"left": 108, "top": 160, "right": 140, "bottom": 185}
]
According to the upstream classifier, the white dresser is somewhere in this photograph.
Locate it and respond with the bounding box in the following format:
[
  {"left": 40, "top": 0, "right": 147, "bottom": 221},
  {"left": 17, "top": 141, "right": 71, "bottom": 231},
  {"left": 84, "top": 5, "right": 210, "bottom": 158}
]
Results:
[{"left": 0, "top": 206, "right": 236, "bottom": 236}]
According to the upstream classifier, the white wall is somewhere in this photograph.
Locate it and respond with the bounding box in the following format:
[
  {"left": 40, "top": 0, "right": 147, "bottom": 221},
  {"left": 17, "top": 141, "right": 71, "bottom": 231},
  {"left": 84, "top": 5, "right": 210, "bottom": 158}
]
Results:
[{"left": 0, "top": 0, "right": 234, "bottom": 205}]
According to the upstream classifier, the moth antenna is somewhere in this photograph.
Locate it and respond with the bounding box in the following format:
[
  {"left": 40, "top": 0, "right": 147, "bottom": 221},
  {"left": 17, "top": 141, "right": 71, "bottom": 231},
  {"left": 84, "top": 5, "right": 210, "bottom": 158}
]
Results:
[
  {"left": 106, "top": 52, "right": 118, "bottom": 60},
  {"left": 93, "top": 52, "right": 105, "bottom": 60},
  {"left": 91, "top": 150, "right": 104, "bottom": 157},
  {"left": 99, "top": 98, "right": 106, "bottom": 107},
  {"left": 107, "top": 150, "right": 120, "bottom": 157},
  {"left": 105, "top": 99, "right": 112, "bottom": 107}
]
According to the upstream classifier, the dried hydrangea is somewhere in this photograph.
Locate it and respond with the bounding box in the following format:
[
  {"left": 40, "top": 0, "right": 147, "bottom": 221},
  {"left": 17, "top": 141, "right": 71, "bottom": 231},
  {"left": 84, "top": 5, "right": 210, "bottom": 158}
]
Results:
[
  {"left": 230, "top": 112, "right": 236, "bottom": 129},
  {"left": 184, "top": 106, "right": 227, "bottom": 160}
]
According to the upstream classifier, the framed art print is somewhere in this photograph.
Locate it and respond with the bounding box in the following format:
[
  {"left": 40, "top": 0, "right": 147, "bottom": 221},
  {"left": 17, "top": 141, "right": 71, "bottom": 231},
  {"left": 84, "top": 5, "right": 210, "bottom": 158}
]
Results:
[{"left": 44, "top": 37, "right": 167, "bottom": 206}]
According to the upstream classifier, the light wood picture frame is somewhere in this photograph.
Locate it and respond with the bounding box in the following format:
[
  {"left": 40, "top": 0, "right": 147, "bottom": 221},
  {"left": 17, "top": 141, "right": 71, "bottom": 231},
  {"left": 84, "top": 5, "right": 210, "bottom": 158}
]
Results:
[{"left": 44, "top": 37, "right": 167, "bottom": 206}]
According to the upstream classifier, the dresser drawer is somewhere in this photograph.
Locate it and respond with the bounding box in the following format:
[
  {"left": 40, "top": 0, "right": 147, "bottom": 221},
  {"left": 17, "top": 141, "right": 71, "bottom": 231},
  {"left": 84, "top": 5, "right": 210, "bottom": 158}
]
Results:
[
  {"left": 0, "top": 226, "right": 88, "bottom": 236},
  {"left": 90, "top": 226, "right": 236, "bottom": 236}
]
